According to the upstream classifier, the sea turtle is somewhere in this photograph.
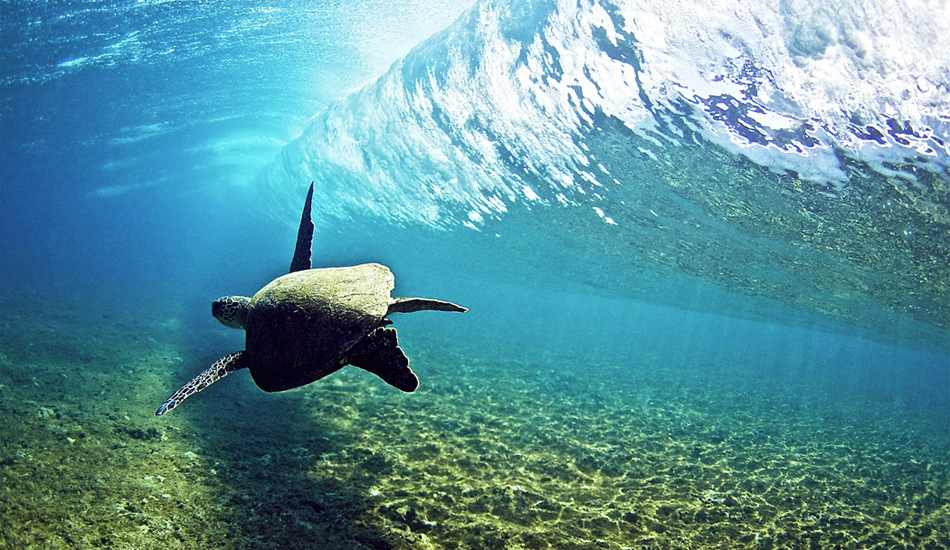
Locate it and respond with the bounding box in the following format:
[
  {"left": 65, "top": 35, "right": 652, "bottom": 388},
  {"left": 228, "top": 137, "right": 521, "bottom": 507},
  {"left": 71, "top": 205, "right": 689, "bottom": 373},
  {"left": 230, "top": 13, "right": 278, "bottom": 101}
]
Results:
[{"left": 155, "top": 182, "right": 466, "bottom": 415}]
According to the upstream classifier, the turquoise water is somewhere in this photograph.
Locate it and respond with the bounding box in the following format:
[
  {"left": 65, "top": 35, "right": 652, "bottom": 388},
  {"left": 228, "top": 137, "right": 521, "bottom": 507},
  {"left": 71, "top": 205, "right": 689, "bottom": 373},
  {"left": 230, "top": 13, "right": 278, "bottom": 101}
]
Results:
[{"left": 2, "top": 0, "right": 948, "bottom": 548}]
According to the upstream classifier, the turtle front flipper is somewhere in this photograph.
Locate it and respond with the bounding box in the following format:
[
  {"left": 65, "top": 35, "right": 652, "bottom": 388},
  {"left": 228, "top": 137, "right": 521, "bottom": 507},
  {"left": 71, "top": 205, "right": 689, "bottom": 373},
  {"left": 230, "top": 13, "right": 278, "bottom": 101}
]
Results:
[
  {"left": 346, "top": 327, "right": 419, "bottom": 392},
  {"left": 155, "top": 351, "right": 248, "bottom": 416},
  {"left": 289, "top": 182, "right": 315, "bottom": 273}
]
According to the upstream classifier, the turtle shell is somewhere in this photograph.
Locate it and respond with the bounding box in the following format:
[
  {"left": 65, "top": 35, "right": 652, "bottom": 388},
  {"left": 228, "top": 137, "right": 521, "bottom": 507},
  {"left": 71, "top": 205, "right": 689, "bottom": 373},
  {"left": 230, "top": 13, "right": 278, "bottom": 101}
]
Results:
[{"left": 244, "top": 263, "right": 394, "bottom": 392}]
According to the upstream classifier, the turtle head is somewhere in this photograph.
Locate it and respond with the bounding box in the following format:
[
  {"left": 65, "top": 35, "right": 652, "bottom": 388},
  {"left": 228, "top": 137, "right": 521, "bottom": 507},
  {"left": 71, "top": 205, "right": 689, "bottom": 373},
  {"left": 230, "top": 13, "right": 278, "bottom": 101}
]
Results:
[{"left": 212, "top": 296, "right": 250, "bottom": 329}]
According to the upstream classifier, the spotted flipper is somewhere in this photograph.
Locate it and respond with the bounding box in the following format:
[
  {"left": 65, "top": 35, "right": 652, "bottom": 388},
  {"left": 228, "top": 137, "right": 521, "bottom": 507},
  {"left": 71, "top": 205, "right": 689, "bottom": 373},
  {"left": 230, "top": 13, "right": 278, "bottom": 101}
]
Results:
[
  {"left": 289, "top": 182, "right": 314, "bottom": 273},
  {"left": 155, "top": 351, "right": 248, "bottom": 416}
]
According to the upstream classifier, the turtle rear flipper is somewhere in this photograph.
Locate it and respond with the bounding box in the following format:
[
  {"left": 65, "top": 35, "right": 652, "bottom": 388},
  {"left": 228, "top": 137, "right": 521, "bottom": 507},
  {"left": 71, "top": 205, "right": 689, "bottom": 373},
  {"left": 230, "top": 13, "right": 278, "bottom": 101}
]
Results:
[
  {"left": 388, "top": 297, "right": 467, "bottom": 314},
  {"left": 347, "top": 327, "right": 419, "bottom": 392},
  {"left": 155, "top": 351, "right": 248, "bottom": 416}
]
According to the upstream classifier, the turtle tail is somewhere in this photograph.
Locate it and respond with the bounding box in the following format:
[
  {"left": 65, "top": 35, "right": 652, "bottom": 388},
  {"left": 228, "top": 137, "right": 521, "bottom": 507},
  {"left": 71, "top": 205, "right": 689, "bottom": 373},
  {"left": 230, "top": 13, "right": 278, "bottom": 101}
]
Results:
[{"left": 155, "top": 351, "right": 248, "bottom": 416}]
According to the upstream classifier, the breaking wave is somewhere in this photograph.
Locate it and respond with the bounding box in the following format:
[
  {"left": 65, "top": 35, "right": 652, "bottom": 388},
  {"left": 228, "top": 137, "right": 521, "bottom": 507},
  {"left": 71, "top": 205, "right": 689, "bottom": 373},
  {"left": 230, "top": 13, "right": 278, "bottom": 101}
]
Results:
[{"left": 258, "top": 0, "right": 949, "bottom": 342}]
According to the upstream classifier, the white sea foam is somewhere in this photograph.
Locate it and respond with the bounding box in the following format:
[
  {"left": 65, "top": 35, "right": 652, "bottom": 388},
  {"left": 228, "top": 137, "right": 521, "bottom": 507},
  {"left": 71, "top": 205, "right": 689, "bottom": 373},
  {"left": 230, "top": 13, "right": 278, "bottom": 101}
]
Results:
[
  {"left": 260, "top": 0, "right": 949, "bottom": 227},
  {"left": 621, "top": 0, "right": 949, "bottom": 181}
]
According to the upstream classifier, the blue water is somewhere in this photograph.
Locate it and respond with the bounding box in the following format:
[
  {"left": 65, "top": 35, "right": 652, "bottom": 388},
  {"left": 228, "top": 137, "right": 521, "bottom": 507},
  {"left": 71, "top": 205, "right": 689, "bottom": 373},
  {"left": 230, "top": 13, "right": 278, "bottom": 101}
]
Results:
[{"left": 2, "top": 0, "right": 948, "bottom": 548}]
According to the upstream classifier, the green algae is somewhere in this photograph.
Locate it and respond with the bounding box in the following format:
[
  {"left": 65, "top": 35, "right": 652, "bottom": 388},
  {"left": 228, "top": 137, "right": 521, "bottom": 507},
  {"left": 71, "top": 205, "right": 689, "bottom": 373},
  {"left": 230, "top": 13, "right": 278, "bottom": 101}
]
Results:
[{"left": 0, "top": 292, "right": 947, "bottom": 550}]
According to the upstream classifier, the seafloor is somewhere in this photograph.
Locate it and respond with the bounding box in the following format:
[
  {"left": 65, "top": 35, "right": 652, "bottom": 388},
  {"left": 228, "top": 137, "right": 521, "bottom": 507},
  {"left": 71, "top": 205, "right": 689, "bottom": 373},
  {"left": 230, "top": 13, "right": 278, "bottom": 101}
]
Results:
[{"left": 1, "top": 290, "right": 947, "bottom": 550}]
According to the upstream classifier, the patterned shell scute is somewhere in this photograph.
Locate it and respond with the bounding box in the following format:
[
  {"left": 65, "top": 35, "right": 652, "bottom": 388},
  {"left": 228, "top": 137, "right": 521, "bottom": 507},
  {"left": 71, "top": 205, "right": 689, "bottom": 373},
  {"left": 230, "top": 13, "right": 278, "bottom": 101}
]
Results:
[{"left": 244, "top": 263, "right": 395, "bottom": 392}]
